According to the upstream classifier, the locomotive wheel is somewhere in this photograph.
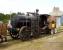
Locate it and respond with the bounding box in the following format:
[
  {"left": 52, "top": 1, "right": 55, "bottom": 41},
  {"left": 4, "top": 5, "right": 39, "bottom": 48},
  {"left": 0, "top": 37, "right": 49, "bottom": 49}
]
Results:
[
  {"left": 19, "top": 26, "right": 31, "bottom": 41},
  {"left": 9, "top": 28, "right": 19, "bottom": 39},
  {"left": 10, "top": 32, "right": 19, "bottom": 39},
  {"left": 46, "top": 29, "right": 51, "bottom": 34}
]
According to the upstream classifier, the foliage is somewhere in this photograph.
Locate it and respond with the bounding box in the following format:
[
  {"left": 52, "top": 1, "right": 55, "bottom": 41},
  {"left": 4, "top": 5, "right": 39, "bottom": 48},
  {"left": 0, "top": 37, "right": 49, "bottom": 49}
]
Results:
[
  {"left": 0, "top": 13, "right": 16, "bottom": 23},
  {"left": 0, "top": 12, "right": 25, "bottom": 23}
]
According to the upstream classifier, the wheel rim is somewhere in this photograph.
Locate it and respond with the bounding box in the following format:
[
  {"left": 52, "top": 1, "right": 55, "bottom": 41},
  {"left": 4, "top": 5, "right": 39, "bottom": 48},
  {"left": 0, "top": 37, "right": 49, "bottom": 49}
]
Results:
[
  {"left": 19, "top": 27, "right": 31, "bottom": 40},
  {"left": 10, "top": 32, "right": 19, "bottom": 39}
]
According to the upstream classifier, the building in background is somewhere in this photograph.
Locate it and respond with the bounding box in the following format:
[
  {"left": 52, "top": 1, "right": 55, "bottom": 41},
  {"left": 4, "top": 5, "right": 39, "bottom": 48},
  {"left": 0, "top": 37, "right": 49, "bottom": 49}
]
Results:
[{"left": 50, "top": 7, "right": 63, "bottom": 28}]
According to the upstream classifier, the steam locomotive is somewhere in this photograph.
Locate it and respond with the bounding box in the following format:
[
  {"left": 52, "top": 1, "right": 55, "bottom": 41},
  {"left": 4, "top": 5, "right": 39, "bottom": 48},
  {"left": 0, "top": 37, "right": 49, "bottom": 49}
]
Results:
[{"left": 8, "top": 9, "right": 56, "bottom": 40}]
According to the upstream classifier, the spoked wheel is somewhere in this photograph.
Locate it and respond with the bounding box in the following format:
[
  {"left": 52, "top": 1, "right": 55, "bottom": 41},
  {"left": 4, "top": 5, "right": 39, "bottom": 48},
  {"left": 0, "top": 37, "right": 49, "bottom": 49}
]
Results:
[
  {"left": 10, "top": 32, "right": 19, "bottom": 39},
  {"left": 9, "top": 28, "right": 19, "bottom": 39},
  {"left": 19, "top": 26, "right": 31, "bottom": 41}
]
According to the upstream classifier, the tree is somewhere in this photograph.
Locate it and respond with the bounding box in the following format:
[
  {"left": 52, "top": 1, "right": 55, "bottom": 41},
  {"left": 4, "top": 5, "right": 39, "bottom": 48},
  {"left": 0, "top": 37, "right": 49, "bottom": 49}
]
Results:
[{"left": 11, "top": 13, "right": 16, "bottom": 18}]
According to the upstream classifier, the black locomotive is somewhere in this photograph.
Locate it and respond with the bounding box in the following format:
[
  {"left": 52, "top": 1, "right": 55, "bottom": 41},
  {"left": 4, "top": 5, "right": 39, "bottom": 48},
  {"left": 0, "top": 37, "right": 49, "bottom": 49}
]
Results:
[{"left": 8, "top": 10, "right": 56, "bottom": 40}]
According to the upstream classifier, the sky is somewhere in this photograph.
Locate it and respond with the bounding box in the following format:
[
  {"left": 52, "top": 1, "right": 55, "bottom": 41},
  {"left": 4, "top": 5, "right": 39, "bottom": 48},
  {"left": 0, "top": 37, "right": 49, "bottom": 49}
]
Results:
[{"left": 0, "top": 0, "right": 63, "bottom": 14}]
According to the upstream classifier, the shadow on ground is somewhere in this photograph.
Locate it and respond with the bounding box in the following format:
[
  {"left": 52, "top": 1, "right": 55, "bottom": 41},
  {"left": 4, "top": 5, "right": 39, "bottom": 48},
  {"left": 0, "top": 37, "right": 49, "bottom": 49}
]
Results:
[{"left": 0, "top": 33, "right": 55, "bottom": 49}]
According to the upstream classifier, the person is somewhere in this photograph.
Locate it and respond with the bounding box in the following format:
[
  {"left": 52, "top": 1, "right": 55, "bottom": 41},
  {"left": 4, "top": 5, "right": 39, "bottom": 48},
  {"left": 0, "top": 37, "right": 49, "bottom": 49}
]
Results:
[
  {"left": 47, "top": 16, "right": 56, "bottom": 34},
  {"left": 2, "top": 23, "right": 7, "bottom": 42},
  {"left": 0, "top": 22, "right": 7, "bottom": 43}
]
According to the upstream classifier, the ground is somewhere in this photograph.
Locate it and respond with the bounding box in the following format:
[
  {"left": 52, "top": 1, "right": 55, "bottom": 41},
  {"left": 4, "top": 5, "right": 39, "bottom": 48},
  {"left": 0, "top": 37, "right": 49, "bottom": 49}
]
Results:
[{"left": 0, "top": 32, "right": 63, "bottom": 50}]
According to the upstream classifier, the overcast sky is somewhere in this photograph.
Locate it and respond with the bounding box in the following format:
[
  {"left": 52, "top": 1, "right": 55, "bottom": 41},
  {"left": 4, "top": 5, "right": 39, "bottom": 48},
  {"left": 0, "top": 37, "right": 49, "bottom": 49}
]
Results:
[{"left": 0, "top": 0, "right": 63, "bottom": 14}]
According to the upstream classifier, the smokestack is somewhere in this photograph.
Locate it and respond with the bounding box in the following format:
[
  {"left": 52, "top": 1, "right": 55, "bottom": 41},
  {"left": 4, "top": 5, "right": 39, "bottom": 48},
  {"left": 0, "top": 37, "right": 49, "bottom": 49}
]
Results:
[{"left": 36, "top": 9, "right": 39, "bottom": 14}]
